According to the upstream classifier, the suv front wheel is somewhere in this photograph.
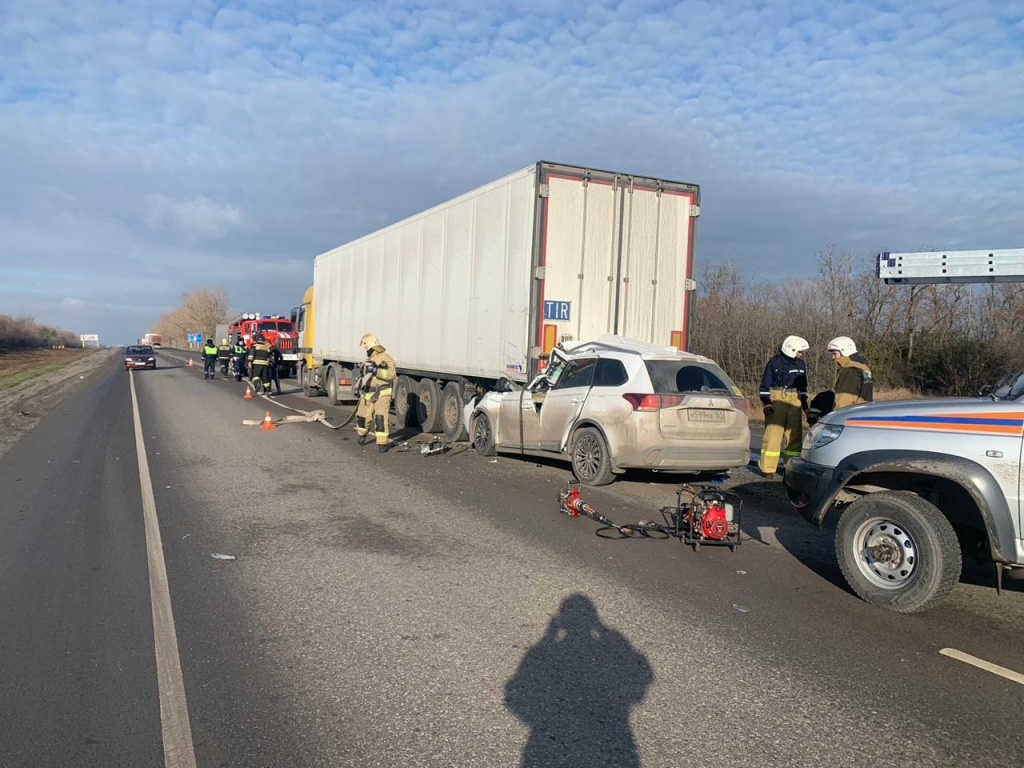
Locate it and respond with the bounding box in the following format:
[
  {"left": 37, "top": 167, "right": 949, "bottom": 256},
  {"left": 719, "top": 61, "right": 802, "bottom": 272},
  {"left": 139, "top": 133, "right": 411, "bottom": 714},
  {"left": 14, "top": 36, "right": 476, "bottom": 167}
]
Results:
[{"left": 835, "top": 491, "right": 962, "bottom": 613}]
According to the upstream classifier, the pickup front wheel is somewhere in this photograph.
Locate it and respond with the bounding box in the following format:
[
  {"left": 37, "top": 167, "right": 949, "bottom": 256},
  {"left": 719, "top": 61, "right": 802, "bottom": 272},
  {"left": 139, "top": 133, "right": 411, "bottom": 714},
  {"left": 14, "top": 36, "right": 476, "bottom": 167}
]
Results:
[{"left": 836, "top": 491, "right": 961, "bottom": 614}]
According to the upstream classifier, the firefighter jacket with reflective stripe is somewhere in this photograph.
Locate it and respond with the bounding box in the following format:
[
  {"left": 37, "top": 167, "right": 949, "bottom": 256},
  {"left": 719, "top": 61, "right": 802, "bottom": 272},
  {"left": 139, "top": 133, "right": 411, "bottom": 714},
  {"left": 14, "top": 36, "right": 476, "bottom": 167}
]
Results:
[
  {"left": 248, "top": 342, "right": 271, "bottom": 367},
  {"left": 834, "top": 353, "right": 873, "bottom": 409},
  {"left": 759, "top": 353, "right": 807, "bottom": 407},
  {"left": 366, "top": 348, "right": 396, "bottom": 390},
  {"left": 203, "top": 344, "right": 218, "bottom": 359},
  {"left": 217, "top": 344, "right": 231, "bottom": 359}
]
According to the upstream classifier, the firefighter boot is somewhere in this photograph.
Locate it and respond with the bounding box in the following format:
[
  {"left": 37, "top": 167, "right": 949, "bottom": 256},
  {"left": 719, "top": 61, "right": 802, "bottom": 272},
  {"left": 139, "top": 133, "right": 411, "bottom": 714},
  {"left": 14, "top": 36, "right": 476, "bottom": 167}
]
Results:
[
  {"left": 378, "top": 444, "right": 389, "bottom": 454},
  {"left": 356, "top": 416, "right": 371, "bottom": 445}
]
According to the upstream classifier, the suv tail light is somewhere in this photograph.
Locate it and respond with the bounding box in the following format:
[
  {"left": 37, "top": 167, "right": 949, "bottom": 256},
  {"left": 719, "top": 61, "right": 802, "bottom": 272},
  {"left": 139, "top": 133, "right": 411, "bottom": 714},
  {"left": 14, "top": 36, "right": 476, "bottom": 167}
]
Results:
[{"left": 622, "top": 394, "right": 686, "bottom": 411}]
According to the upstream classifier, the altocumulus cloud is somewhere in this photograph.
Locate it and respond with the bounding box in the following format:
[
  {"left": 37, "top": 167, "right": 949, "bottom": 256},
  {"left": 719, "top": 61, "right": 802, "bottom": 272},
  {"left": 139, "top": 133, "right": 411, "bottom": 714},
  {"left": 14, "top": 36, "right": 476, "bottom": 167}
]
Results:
[{"left": 0, "top": 0, "right": 1022, "bottom": 342}]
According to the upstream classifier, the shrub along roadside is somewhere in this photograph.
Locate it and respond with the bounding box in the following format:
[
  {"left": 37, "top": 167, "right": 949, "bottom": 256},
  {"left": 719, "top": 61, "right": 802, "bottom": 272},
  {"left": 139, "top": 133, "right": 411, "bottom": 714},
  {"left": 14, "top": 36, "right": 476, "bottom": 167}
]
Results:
[{"left": 0, "top": 314, "right": 78, "bottom": 351}]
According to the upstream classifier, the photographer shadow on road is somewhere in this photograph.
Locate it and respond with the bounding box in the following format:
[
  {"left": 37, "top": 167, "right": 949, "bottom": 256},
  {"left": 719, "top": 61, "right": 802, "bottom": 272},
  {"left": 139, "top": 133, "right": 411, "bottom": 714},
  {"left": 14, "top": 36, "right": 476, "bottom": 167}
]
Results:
[{"left": 505, "top": 594, "right": 652, "bottom": 768}]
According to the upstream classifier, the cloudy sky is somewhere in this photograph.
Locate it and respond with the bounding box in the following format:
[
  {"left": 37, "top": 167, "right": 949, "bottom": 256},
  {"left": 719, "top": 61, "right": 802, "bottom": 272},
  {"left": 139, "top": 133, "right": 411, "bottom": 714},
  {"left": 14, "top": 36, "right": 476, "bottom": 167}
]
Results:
[{"left": 2, "top": 0, "right": 1022, "bottom": 344}]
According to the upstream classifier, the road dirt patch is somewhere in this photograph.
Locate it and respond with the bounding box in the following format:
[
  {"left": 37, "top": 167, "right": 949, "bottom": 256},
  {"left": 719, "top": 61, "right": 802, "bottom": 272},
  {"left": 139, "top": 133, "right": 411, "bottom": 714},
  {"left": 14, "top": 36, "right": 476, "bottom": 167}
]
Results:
[{"left": 0, "top": 348, "right": 117, "bottom": 459}]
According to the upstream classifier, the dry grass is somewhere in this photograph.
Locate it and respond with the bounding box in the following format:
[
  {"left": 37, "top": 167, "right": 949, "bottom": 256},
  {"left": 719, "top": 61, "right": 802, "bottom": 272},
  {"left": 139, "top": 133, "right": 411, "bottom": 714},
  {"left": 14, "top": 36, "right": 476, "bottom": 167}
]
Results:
[
  {"left": 0, "top": 348, "right": 97, "bottom": 392},
  {"left": 874, "top": 386, "right": 924, "bottom": 401}
]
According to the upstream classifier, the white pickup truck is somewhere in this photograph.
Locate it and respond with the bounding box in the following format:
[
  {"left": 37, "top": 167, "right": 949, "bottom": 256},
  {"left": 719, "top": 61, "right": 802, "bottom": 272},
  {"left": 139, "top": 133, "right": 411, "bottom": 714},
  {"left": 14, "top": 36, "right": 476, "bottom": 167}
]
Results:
[{"left": 784, "top": 375, "right": 1024, "bottom": 613}]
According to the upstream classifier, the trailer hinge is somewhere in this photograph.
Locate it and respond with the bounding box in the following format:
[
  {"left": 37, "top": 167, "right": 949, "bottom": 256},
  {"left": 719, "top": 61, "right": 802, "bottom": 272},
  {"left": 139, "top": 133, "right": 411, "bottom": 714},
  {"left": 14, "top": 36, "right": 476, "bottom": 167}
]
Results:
[
  {"left": 534, "top": 267, "right": 546, "bottom": 280},
  {"left": 689, "top": 204, "right": 701, "bottom": 217},
  {"left": 538, "top": 183, "right": 549, "bottom": 198},
  {"left": 684, "top": 278, "right": 697, "bottom": 291}
]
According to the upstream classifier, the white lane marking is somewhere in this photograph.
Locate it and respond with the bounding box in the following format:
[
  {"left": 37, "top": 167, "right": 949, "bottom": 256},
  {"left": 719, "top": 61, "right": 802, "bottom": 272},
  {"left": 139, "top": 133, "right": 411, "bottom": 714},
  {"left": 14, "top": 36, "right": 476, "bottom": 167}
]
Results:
[
  {"left": 940, "top": 648, "right": 1024, "bottom": 686},
  {"left": 130, "top": 371, "right": 198, "bottom": 768}
]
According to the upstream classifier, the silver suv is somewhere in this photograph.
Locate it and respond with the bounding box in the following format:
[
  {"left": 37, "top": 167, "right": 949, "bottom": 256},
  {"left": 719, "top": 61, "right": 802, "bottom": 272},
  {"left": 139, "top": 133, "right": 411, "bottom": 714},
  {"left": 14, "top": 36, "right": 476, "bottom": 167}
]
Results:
[
  {"left": 786, "top": 389, "right": 1024, "bottom": 612},
  {"left": 467, "top": 335, "right": 750, "bottom": 485}
]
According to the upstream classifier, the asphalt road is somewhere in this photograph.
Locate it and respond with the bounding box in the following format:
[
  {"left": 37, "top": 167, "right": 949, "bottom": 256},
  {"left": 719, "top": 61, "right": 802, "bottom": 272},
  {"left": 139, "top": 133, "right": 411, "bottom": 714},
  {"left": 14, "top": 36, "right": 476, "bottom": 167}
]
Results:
[{"left": 1, "top": 351, "right": 1022, "bottom": 767}]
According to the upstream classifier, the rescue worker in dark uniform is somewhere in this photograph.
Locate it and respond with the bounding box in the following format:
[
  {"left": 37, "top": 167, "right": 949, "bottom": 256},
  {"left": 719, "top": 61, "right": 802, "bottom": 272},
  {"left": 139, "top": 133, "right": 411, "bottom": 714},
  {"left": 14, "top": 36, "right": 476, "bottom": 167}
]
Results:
[
  {"left": 217, "top": 338, "right": 231, "bottom": 377},
  {"left": 233, "top": 337, "right": 248, "bottom": 382},
  {"left": 757, "top": 335, "right": 809, "bottom": 477},
  {"left": 202, "top": 338, "right": 218, "bottom": 380},
  {"left": 355, "top": 333, "right": 396, "bottom": 453},
  {"left": 247, "top": 332, "right": 272, "bottom": 394},
  {"left": 268, "top": 343, "right": 283, "bottom": 396}
]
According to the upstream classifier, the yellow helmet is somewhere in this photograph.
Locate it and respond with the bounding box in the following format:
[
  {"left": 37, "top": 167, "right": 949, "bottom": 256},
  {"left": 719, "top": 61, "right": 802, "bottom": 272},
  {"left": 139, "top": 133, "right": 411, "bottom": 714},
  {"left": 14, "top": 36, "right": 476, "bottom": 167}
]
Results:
[
  {"left": 221, "top": 338, "right": 227, "bottom": 344},
  {"left": 360, "top": 333, "right": 382, "bottom": 350}
]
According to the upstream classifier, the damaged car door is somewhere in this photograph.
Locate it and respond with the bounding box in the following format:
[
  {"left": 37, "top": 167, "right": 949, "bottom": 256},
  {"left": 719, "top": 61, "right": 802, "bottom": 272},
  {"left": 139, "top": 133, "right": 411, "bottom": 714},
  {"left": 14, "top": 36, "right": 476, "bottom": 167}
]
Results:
[{"left": 523, "top": 356, "right": 597, "bottom": 452}]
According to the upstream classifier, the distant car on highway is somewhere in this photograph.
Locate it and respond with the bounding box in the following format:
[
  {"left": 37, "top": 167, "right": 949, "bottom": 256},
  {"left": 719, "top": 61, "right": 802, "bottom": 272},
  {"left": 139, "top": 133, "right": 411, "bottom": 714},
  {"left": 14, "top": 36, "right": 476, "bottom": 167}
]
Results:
[
  {"left": 466, "top": 335, "right": 750, "bottom": 485},
  {"left": 124, "top": 345, "right": 157, "bottom": 371}
]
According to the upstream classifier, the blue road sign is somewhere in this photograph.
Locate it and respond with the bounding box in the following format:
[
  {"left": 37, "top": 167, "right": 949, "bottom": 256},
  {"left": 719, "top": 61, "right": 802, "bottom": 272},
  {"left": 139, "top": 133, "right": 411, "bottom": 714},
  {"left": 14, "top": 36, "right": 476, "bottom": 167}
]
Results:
[{"left": 543, "top": 300, "right": 571, "bottom": 321}]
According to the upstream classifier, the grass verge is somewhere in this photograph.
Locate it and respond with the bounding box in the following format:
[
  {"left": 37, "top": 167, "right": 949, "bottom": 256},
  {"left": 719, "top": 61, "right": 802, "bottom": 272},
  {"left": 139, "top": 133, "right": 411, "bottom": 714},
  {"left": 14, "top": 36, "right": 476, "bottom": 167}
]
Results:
[{"left": 0, "top": 356, "right": 85, "bottom": 392}]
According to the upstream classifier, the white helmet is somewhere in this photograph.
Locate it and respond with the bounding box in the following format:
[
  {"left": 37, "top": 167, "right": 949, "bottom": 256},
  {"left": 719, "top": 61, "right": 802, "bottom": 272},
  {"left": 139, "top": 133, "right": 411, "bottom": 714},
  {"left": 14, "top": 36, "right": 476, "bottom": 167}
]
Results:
[
  {"left": 780, "top": 335, "right": 810, "bottom": 358},
  {"left": 826, "top": 336, "right": 857, "bottom": 357},
  {"left": 360, "top": 333, "right": 382, "bottom": 350}
]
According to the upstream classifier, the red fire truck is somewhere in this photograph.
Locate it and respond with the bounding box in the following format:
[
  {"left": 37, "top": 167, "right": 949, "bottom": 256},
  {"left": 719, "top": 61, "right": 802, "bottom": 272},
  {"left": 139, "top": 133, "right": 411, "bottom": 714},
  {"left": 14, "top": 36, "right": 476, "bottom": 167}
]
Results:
[{"left": 228, "top": 313, "right": 299, "bottom": 378}]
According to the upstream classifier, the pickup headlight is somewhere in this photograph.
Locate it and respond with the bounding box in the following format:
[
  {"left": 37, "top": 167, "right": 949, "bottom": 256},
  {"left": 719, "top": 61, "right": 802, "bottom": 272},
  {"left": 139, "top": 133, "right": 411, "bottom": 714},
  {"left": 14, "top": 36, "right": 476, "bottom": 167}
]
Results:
[{"left": 804, "top": 422, "right": 843, "bottom": 450}]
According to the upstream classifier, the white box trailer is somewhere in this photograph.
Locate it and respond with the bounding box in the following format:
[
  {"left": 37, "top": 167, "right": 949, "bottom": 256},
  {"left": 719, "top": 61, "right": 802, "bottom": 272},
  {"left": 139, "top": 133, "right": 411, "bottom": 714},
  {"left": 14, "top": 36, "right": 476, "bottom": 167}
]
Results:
[{"left": 297, "top": 161, "right": 700, "bottom": 438}]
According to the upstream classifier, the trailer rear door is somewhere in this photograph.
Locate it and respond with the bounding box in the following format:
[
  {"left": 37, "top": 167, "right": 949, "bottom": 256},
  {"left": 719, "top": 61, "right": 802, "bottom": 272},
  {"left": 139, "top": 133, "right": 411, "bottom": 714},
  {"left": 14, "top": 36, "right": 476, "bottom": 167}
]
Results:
[{"left": 536, "top": 164, "right": 698, "bottom": 357}]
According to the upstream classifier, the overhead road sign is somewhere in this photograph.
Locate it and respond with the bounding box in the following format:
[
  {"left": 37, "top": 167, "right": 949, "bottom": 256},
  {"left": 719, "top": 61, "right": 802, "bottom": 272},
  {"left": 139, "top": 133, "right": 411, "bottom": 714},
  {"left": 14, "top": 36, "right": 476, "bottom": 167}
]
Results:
[{"left": 877, "top": 249, "right": 1024, "bottom": 285}]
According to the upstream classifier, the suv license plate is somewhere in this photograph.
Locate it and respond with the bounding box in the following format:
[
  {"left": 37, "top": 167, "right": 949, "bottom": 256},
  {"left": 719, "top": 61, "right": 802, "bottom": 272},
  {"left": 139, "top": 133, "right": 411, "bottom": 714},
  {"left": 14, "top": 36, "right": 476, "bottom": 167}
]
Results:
[{"left": 687, "top": 409, "right": 726, "bottom": 422}]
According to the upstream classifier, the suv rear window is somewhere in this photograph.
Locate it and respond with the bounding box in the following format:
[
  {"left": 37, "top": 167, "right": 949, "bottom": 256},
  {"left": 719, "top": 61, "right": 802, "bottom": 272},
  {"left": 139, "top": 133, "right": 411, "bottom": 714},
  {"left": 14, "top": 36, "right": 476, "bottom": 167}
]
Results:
[{"left": 644, "top": 360, "right": 735, "bottom": 394}]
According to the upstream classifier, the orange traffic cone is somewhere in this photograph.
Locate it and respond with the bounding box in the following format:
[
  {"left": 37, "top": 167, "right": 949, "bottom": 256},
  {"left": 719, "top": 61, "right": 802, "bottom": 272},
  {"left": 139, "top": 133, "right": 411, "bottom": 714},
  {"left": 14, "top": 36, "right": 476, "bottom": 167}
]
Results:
[
  {"left": 260, "top": 411, "right": 277, "bottom": 430},
  {"left": 244, "top": 385, "right": 253, "bottom": 399},
  {"left": 188, "top": 358, "right": 194, "bottom": 368}
]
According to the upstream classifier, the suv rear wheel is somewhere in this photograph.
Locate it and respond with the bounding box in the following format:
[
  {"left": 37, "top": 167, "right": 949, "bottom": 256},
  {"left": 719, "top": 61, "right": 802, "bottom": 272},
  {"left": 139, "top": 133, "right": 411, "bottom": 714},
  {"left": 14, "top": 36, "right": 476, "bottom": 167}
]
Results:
[
  {"left": 835, "top": 491, "right": 961, "bottom": 613},
  {"left": 571, "top": 427, "right": 615, "bottom": 486}
]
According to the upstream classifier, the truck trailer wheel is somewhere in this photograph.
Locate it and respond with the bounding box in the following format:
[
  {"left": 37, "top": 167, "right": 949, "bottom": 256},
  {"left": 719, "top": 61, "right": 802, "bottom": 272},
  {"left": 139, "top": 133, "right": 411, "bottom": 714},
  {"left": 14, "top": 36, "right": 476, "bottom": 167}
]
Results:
[
  {"left": 326, "top": 366, "right": 343, "bottom": 406},
  {"left": 442, "top": 382, "right": 469, "bottom": 442},
  {"left": 416, "top": 379, "right": 443, "bottom": 433},
  {"left": 393, "top": 375, "right": 415, "bottom": 427},
  {"left": 298, "top": 363, "right": 317, "bottom": 397},
  {"left": 835, "top": 491, "right": 962, "bottom": 613}
]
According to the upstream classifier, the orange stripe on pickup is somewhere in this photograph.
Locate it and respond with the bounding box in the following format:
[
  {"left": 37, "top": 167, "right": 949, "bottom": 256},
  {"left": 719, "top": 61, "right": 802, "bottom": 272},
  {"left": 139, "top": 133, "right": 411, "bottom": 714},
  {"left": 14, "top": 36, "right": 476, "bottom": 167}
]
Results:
[
  {"left": 846, "top": 419, "right": 1023, "bottom": 434},
  {"left": 929, "top": 412, "right": 1024, "bottom": 419}
]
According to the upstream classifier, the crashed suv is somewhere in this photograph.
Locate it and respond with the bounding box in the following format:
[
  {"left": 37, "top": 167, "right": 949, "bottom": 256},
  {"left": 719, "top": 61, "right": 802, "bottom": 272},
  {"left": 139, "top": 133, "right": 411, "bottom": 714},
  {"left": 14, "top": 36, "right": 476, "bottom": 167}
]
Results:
[
  {"left": 785, "top": 380, "right": 1024, "bottom": 613},
  {"left": 467, "top": 335, "right": 750, "bottom": 485}
]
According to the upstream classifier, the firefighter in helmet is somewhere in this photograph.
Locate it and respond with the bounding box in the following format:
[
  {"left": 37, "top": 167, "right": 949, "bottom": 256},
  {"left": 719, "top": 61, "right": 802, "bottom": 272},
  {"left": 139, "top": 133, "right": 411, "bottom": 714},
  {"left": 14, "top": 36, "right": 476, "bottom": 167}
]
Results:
[
  {"left": 757, "top": 335, "right": 809, "bottom": 477},
  {"left": 216, "top": 337, "right": 231, "bottom": 377},
  {"left": 247, "top": 332, "right": 273, "bottom": 394},
  {"left": 827, "top": 336, "right": 873, "bottom": 410},
  {"left": 355, "top": 333, "right": 396, "bottom": 453}
]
